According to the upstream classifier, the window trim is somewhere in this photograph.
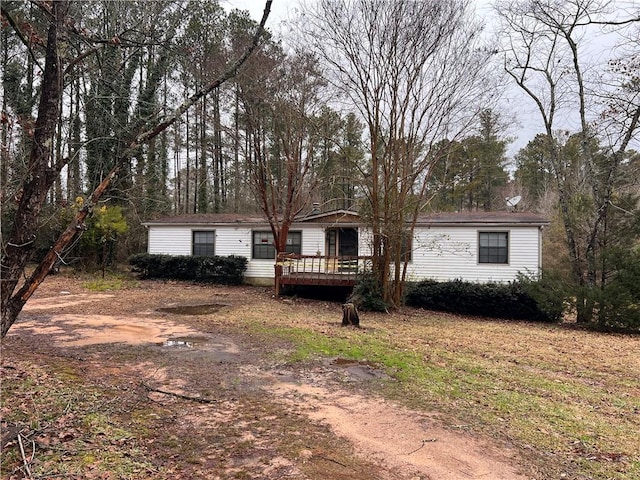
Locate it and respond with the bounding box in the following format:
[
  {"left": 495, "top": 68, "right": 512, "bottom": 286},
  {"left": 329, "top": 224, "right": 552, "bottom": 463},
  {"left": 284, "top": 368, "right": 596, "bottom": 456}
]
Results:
[
  {"left": 192, "top": 230, "right": 215, "bottom": 257},
  {"left": 252, "top": 230, "right": 302, "bottom": 260},
  {"left": 478, "top": 231, "right": 509, "bottom": 265}
]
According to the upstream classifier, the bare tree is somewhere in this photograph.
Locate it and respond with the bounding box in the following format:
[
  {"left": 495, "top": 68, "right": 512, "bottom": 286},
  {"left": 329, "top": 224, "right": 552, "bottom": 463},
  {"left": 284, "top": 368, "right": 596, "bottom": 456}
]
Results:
[
  {"left": 300, "top": 0, "right": 493, "bottom": 307},
  {"left": 0, "top": 0, "right": 272, "bottom": 338},
  {"left": 495, "top": 0, "right": 640, "bottom": 323},
  {"left": 242, "top": 50, "right": 326, "bottom": 256}
]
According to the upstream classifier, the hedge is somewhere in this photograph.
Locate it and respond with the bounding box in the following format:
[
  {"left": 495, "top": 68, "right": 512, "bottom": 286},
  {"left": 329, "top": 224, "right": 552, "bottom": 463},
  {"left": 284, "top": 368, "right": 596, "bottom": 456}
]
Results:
[
  {"left": 404, "top": 278, "right": 561, "bottom": 322},
  {"left": 128, "top": 253, "right": 247, "bottom": 285}
]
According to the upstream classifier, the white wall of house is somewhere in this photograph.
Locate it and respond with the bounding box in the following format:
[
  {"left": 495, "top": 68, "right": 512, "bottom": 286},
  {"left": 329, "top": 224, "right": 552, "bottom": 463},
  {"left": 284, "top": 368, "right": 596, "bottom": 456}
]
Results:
[
  {"left": 146, "top": 222, "right": 543, "bottom": 285},
  {"left": 406, "top": 225, "right": 542, "bottom": 283},
  {"left": 148, "top": 226, "right": 194, "bottom": 256},
  {"left": 299, "top": 226, "right": 326, "bottom": 256},
  {"left": 357, "top": 228, "right": 373, "bottom": 257},
  {"left": 147, "top": 224, "right": 329, "bottom": 284}
]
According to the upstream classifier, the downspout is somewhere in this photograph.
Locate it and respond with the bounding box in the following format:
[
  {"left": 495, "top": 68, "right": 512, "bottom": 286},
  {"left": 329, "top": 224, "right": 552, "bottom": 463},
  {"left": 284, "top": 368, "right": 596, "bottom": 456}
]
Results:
[{"left": 538, "top": 225, "right": 544, "bottom": 278}]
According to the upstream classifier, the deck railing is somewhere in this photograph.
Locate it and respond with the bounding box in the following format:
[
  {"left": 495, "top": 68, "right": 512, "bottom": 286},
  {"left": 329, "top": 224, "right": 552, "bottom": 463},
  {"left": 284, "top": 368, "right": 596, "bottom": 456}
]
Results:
[{"left": 275, "top": 253, "right": 373, "bottom": 293}]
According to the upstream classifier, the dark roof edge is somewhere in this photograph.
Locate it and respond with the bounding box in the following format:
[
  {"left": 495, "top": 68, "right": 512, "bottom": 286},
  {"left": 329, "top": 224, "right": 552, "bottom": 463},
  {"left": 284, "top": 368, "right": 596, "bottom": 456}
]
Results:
[{"left": 143, "top": 211, "right": 549, "bottom": 227}]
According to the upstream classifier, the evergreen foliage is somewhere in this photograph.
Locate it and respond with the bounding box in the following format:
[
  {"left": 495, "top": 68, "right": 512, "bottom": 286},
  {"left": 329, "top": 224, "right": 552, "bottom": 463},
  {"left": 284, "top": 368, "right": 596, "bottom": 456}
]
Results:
[
  {"left": 128, "top": 253, "right": 247, "bottom": 285},
  {"left": 595, "top": 248, "right": 640, "bottom": 331},
  {"left": 349, "top": 274, "right": 390, "bottom": 312},
  {"left": 404, "top": 279, "right": 561, "bottom": 322}
]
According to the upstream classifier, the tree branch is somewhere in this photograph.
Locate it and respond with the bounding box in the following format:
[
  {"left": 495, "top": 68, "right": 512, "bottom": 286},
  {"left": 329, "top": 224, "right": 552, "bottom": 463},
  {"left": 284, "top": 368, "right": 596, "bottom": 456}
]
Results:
[
  {"left": 1, "top": 1, "right": 272, "bottom": 338},
  {"left": 135, "top": 0, "right": 272, "bottom": 146},
  {"left": 0, "top": 5, "right": 44, "bottom": 71}
]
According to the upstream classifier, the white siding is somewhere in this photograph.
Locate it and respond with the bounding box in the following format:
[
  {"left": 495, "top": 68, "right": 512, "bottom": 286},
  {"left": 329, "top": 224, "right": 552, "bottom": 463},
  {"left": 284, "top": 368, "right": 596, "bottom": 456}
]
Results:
[
  {"left": 407, "top": 225, "right": 542, "bottom": 283},
  {"left": 148, "top": 226, "right": 195, "bottom": 255},
  {"left": 357, "top": 228, "right": 373, "bottom": 256},
  {"left": 147, "top": 224, "right": 331, "bottom": 281},
  {"left": 300, "top": 227, "right": 326, "bottom": 256},
  {"left": 147, "top": 223, "right": 542, "bottom": 284}
]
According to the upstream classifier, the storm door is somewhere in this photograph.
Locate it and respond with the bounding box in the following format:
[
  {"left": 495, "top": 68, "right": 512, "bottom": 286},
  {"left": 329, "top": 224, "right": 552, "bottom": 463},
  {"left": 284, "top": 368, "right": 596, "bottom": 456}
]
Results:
[{"left": 326, "top": 228, "right": 358, "bottom": 257}]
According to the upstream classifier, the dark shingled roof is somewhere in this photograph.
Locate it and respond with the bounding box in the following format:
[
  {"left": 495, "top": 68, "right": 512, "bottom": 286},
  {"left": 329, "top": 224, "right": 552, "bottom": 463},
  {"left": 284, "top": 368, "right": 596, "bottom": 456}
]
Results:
[
  {"left": 143, "top": 210, "right": 362, "bottom": 226},
  {"left": 143, "top": 210, "right": 548, "bottom": 227},
  {"left": 415, "top": 211, "right": 549, "bottom": 226},
  {"left": 143, "top": 213, "right": 266, "bottom": 226}
]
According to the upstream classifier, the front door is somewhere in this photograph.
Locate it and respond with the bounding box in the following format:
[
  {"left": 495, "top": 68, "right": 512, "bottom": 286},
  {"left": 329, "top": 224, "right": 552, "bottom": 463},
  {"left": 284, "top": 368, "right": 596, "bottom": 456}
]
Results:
[{"left": 326, "top": 228, "right": 358, "bottom": 257}]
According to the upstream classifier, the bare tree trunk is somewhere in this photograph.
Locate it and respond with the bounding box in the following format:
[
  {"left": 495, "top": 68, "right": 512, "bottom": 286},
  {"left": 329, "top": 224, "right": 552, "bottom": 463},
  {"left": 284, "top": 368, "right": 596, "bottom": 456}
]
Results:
[
  {"left": 1, "top": 0, "right": 272, "bottom": 338},
  {"left": 198, "top": 96, "right": 208, "bottom": 213},
  {"left": 213, "top": 87, "right": 223, "bottom": 212},
  {"left": 193, "top": 102, "right": 199, "bottom": 213},
  {"left": 233, "top": 86, "right": 241, "bottom": 212},
  {"left": 0, "top": 25, "right": 9, "bottom": 195},
  {"left": 67, "top": 77, "right": 82, "bottom": 200},
  {"left": 1, "top": 0, "right": 67, "bottom": 337},
  {"left": 185, "top": 107, "right": 191, "bottom": 214}
]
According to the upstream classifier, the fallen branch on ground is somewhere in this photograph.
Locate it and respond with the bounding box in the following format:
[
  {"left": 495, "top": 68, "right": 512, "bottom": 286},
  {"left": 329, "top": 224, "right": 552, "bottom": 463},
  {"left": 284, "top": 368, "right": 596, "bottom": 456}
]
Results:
[
  {"left": 17, "top": 432, "right": 34, "bottom": 479},
  {"left": 142, "top": 383, "right": 217, "bottom": 404}
]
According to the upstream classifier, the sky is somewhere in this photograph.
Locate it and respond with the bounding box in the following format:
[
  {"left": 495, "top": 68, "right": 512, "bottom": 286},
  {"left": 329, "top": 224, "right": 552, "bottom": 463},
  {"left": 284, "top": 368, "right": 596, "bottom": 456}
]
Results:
[{"left": 223, "top": 1, "right": 637, "bottom": 160}]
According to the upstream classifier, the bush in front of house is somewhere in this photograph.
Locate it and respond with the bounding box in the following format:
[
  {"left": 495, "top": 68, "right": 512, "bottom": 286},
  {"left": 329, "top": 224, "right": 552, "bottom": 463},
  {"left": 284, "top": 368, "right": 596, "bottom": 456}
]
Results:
[
  {"left": 593, "top": 247, "right": 640, "bottom": 332},
  {"left": 349, "top": 273, "right": 391, "bottom": 312},
  {"left": 128, "top": 253, "right": 247, "bottom": 285},
  {"left": 404, "top": 277, "right": 563, "bottom": 322}
]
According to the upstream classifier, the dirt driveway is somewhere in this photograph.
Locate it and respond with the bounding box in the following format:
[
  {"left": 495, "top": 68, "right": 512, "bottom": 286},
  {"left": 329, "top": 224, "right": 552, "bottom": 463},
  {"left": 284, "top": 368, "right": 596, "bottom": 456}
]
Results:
[{"left": 2, "top": 276, "right": 530, "bottom": 479}]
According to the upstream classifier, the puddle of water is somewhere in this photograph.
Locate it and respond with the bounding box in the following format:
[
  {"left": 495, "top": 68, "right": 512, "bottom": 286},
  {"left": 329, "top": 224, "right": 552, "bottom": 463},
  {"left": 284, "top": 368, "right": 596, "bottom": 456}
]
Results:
[
  {"left": 331, "top": 358, "right": 376, "bottom": 367},
  {"left": 160, "top": 336, "right": 242, "bottom": 363},
  {"left": 163, "top": 336, "right": 210, "bottom": 347},
  {"left": 331, "top": 357, "right": 389, "bottom": 380},
  {"left": 158, "top": 304, "right": 225, "bottom": 315}
]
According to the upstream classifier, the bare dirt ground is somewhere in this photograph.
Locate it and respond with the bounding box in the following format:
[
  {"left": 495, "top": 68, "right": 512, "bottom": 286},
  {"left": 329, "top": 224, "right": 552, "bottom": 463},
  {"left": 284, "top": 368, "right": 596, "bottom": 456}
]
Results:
[{"left": 2, "top": 275, "right": 531, "bottom": 479}]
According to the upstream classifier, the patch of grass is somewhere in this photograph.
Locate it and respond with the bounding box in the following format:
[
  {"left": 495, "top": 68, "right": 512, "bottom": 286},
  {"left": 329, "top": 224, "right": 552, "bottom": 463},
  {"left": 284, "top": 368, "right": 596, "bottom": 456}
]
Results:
[
  {"left": 82, "top": 277, "right": 124, "bottom": 291},
  {"left": 0, "top": 360, "right": 157, "bottom": 479},
  {"left": 80, "top": 271, "right": 139, "bottom": 291},
  {"left": 238, "top": 302, "right": 640, "bottom": 480}
]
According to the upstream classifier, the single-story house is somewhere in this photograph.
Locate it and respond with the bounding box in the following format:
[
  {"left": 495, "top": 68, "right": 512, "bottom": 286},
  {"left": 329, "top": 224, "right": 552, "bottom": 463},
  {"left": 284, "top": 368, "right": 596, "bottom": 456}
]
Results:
[{"left": 143, "top": 210, "right": 549, "bottom": 286}]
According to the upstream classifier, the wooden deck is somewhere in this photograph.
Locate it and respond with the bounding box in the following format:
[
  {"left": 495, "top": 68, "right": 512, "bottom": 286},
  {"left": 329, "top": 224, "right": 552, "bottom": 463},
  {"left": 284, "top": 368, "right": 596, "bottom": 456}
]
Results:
[{"left": 275, "top": 254, "right": 372, "bottom": 292}]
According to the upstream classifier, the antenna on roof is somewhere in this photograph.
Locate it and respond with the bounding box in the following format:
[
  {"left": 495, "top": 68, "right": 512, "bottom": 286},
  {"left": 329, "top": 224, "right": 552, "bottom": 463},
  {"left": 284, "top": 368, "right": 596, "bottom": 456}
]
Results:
[{"left": 506, "top": 195, "right": 522, "bottom": 211}]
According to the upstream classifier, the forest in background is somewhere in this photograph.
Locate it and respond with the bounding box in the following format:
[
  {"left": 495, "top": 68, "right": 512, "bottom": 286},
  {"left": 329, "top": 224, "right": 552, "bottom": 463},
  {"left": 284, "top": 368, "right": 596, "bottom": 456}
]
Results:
[{"left": 1, "top": 0, "right": 639, "bottom": 331}]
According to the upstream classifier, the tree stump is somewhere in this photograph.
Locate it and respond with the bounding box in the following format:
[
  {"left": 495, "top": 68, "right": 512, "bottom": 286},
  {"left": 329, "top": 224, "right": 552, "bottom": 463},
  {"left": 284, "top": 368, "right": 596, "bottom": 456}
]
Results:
[{"left": 342, "top": 302, "right": 360, "bottom": 327}]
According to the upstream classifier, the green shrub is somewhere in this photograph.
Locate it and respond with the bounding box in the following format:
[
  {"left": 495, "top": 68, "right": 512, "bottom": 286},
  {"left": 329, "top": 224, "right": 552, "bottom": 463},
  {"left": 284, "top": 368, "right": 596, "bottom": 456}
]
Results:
[
  {"left": 404, "top": 278, "right": 560, "bottom": 322},
  {"left": 349, "top": 273, "right": 390, "bottom": 312},
  {"left": 516, "top": 270, "right": 566, "bottom": 323},
  {"left": 595, "top": 248, "right": 640, "bottom": 331},
  {"left": 128, "top": 253, "right": 247, "bottom": 285}
]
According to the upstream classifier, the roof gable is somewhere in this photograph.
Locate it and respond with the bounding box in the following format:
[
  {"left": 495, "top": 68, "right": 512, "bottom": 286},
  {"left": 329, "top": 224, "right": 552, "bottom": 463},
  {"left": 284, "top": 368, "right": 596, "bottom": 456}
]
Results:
[{"left": 295, "top": 210, "right": 360, "bottom": 224}]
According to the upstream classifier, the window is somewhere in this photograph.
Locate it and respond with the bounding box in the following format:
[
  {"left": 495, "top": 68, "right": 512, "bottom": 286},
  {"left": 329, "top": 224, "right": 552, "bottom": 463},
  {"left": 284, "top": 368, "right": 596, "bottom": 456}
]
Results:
[
  {"left": 193, "top": 230, "right": 215, "bottom": 256},
  {"left": 252, "top": 231, "right": 302, "bottom": 259},
  {"left": 479, "top": 232, "right": 508, "bottom": 264}
]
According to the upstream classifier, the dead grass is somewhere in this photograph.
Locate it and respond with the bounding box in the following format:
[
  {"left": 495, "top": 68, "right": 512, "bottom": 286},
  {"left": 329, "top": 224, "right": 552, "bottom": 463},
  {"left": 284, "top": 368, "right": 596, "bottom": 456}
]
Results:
[
  {"left": 0, "top": 359, "right": 157, "bottom": 479},
  {"left": 2, "top": 272, "right": 639, "bottom": 479},
  {"left": 234, "top": 296, "right": 640, "bottom": 479}
]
